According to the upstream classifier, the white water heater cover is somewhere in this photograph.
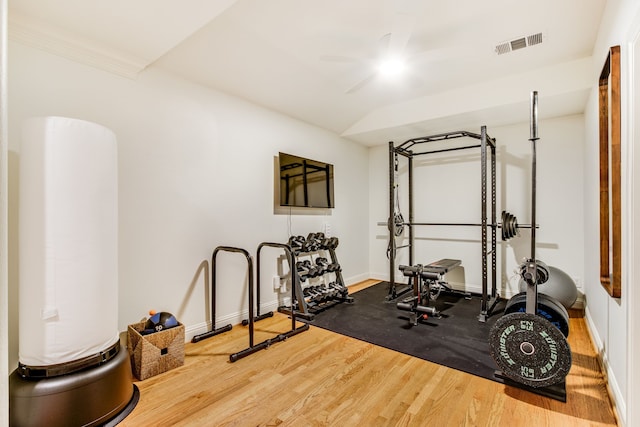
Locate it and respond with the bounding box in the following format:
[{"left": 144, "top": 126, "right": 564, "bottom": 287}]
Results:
[{"left": 19, "top": 116, "right": 119, "bottom": 366}]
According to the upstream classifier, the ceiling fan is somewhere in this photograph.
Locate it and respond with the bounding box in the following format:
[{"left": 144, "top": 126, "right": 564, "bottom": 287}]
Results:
[
  {"left": 321, "top": 16, "right": 415, "bottom": 93},
  {"left": 320, "top": 1, "right": 430, "bottom": 94}
]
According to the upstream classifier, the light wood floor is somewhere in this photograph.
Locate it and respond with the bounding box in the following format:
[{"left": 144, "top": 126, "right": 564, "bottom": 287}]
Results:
[{"left": 120, "top": 280, "right": 618, "bottom": 426}]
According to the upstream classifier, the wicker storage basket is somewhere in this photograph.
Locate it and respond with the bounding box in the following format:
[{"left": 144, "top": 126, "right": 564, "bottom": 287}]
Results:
[{"left": 127, "top": 321, "right": 185, "bottom": 380}]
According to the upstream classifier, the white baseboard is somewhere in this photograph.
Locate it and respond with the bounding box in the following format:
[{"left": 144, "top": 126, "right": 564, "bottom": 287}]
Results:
[
  {"left": 343, "top": 272, "right": 370, "bottom": 285},
  {"left": 184, "top": 300, "right": 282, "bottom": 343},
  {"left": 584, "top": 305, "right": 626, "bottom": 426}
]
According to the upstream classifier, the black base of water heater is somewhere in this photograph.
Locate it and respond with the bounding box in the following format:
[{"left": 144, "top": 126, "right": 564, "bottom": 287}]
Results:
[{"left": 9, "top": 346, "right": 138, "bottom": 426}]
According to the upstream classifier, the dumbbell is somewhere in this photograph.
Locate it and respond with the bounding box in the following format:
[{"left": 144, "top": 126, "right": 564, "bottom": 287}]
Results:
[
  {"left": 327, "top": 282, "right": 343, "bottom": 297},
  {"left": 320, "top": 285, "right": 335, "bottom": 300},
  {"left": 288, "top": 235, "right": 306, "bottom": 255},
  {"left": 315, "top": 257, "right": 329, "bottom": 267},
  {"left": 304, "top": 260, "right": 323, "bottom": 277},
  {"left": 310, "top": 286, "right": 329, "bottom": 302},
  {"left": 310, "top": 231, "right": 325, "bottom": 241},
  {"left": 317, "top": 282, "right": 335, "bottom": 298},
  {"left": 302, "top": 239, "right": 317, "bottom": 252},
  {"left": 301, "top": 287, "right": 317, "bottom": 306},
  {"left": 306, "top": 286, "right": 321, "bottom": 297},
  {"left": 316, "top": 257, "right": 338, "bottom": 272},
  {"left": 306, "top": 232, "right": 325, "bottom": 252},
  {"left": 302, "top": 286, "right": 313, "bottom": 299},
  {"left": 318, "top": 257, "right": 341, "bottom": 273},
  {"left": 302, "top": 290, "right": 317, "bottom": 307},
  {"left": 315, "top": 257, "right": 330, "bottom": 274},
  {"left": 311, "top": 286, "right": 326, "bottom": 301},
  {"left": 296, "top": 260, "right": 312, "bottom": 282},
  {"left": 322, "top": 237, "right": 339, "bottom": 250}
]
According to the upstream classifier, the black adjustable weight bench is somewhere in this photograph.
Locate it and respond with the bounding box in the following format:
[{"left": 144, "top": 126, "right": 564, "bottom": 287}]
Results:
[{"left": 396, "top": 258, "right": 468, "bottom": 326}]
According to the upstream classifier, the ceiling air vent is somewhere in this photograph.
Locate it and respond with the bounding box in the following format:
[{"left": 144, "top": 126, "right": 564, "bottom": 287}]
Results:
[
  {"left": 495, "top": 42, "right": 511, "bottom": 55},
  {"left": 495, "top": 32, "right": 543, "bottom": 55},
  {"left": 527, "top": 32, "right": 543, "bottom": 46},
  {"left": 510, "top": 37, "right": 527, "bottom": 51}
]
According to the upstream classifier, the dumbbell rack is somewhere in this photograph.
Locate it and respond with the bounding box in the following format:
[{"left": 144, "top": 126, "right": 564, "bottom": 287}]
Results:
[{"left": 278, "top": 233, "right": 353, "bottom": 320}]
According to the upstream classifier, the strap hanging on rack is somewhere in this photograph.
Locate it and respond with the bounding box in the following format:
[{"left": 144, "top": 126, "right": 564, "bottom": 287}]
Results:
[
  {"left": 388, "top": 153, "right": 405, "bottom": 258},
  {"left": 392, "top": 153, "right": 404, "bottom": 236}
]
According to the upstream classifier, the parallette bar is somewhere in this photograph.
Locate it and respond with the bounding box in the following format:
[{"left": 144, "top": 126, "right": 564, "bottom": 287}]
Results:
[
  {"left": 192, "top": 324, "right": 233, "bottom": 343},
  {"left": 229, "top": 324, "right": 309, "bottom": 363}
]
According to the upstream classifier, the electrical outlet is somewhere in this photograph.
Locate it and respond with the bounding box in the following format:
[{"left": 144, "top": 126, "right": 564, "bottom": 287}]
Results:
[
  {"left": 273, "top": 275, "right": 281, "bottom": 290},
  {"left": 573, "top": 276, "right": 582, "bottom": 288},
  {"left": 324, "top": 222, "right": 331, "bottom": 237}
]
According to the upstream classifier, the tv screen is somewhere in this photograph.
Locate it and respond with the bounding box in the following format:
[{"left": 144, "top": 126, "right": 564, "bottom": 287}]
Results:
[{"left": 279, "top": 152, "right": 334, "bottom": 208}]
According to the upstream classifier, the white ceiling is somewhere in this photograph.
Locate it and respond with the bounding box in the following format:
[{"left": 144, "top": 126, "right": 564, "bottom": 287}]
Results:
[{"left": 9, "top": 0, "right": 607, "bottom": 146}]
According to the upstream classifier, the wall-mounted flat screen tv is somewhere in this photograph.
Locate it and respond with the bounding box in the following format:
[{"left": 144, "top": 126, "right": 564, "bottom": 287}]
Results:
[{"left": 279, "top": 152, "right": 334, "bottom": 208}]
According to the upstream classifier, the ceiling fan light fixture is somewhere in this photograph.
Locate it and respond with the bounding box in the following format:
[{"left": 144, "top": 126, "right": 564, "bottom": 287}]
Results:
[{"left": 377, "top": 57, "right": 407, "bottom": 79}]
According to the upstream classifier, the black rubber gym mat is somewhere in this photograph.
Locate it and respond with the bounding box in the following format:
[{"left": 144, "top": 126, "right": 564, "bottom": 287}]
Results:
[{"left": 304, "top": 282, "right": 506, "bottom": 382}]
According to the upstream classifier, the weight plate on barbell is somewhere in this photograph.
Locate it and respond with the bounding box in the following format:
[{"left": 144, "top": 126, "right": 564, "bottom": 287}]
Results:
[
  {"left": 388, "top": 213, "right": 405, "bottom": 237},
  {"left": 504, "top": 292, "right": 570, "bottom": 337},
  {"left": 489, "top": 312, "right": 572, "bottom": 388},
  {"left": 501, "top": 211, "right": 508, "bottom": 240},
  {"left": 506, "top": 211, "right": 513, "bottom": 239},
  {"left": 501, "top": 211, "right": 520, "bottom": 241},
  {"left": 508, "top": 212, "right": 518, "bottom": 239},
  {"left": 504, "top": 211, "right": 512, "bottom": 239}
]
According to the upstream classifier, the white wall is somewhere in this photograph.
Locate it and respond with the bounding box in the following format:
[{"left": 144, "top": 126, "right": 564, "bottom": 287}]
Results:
[
  {"left": 7, "top": 42, "right": 369, "bottom": 371},
  {"left": 1, "top": 0, "right": 8, "bottom": 423},
  {"left": 369, "top": 117, "right": 585, "bottom": 301},
  {"left": 630, "top": 15, "right": 640, "bottom": 427},
  {"left": 583, "top": 78, "right": 628, "bottom": 417},
  {"left": 582, "top": 1, "right": 640, "bottom": 425}
]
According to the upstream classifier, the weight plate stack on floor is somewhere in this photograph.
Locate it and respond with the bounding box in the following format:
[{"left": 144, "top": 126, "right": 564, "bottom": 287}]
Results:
[
  {"left": 504, "top": 292, "right": 570, "bottom": 337},
  {"left": 489, "top": 312, "right": 572, "bottom": 389}
]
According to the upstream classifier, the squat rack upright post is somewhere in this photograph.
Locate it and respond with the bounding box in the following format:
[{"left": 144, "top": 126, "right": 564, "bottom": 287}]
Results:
[{"left": 387, "top": 126, "right": 499, "bottom": 321}]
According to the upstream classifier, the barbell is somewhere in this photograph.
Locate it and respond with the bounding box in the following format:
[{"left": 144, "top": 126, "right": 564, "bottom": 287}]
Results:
[{"left": 383, "top": 210, "right": 536, "bottom": 241}]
